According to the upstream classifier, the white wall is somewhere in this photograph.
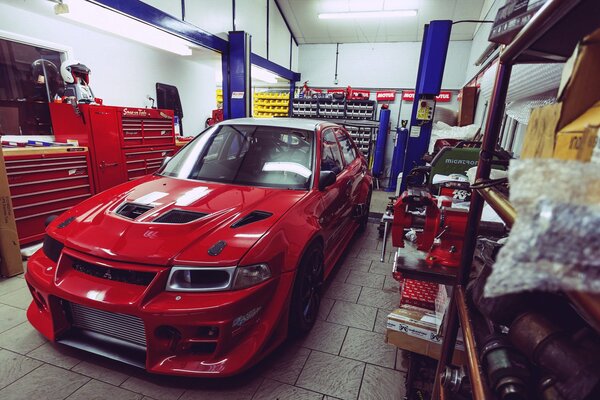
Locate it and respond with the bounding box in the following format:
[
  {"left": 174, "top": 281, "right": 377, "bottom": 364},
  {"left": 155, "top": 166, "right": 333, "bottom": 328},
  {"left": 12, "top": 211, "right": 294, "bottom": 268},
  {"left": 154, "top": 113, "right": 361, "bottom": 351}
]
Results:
[
  {"left": 236, "top": 0, "right": 268, "bottom": 58},
  {"left": 0, "top": 0, "right": 219, "bottom": 136},
  {"left": 268, "top": 0, "right": 291, "bottom": 68},
  {"left": 184, "top": 0, "right": 232, "bottom": 40},
  {"left": 299, "top": 41, "right": 472, "bottom": 89}
]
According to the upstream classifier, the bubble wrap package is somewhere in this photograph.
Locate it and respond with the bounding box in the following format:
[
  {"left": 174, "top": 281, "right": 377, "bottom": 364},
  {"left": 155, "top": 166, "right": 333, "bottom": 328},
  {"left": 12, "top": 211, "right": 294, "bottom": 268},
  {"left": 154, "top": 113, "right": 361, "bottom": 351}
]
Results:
[{"left": 484, "top": 159, "right": 600, "bottom": 297}]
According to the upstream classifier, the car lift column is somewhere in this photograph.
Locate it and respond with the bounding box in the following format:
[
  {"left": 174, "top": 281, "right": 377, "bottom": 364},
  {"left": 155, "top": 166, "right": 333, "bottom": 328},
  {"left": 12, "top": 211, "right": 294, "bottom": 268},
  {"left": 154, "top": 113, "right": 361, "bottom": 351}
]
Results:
[
  {"left": 399, "top": 20, "right": 452, "bottom": 191},
  {"left": 227, "top": 31, "right": 252, "bottom": 119}
]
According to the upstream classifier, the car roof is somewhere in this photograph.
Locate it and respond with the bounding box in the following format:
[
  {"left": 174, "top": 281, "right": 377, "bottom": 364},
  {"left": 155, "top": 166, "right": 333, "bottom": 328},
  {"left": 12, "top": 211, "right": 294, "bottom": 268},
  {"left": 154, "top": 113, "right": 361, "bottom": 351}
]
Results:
[{"left": 219, "top": 117, "right": 331, "bottom": 131}]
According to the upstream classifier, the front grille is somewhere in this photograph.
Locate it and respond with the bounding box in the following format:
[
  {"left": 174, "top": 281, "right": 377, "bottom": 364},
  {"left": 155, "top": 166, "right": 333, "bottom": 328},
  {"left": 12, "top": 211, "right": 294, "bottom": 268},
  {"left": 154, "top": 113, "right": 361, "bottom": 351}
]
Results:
[
  {"left": 71, "top": 259, "right": 156, "bottom": 286},
  {"left": 68, "top": 302, "right": 147, "bottom": 347}
]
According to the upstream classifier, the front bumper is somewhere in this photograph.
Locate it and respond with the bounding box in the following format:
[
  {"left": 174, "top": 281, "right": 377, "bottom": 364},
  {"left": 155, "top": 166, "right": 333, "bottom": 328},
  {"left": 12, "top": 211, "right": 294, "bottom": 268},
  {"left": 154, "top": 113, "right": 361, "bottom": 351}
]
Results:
[{"left": 25, "top": 247, "right": 294, "bottom": 376}]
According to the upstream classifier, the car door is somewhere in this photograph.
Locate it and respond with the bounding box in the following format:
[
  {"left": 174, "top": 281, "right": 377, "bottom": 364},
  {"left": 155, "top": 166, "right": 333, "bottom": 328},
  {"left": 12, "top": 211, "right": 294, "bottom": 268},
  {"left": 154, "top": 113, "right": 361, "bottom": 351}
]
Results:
[
  {"left": 318, "top": 127, "right": 352, "bottom": 255},
  {"left": 335, "top": 128, "right": 363, "bottom": 214}
]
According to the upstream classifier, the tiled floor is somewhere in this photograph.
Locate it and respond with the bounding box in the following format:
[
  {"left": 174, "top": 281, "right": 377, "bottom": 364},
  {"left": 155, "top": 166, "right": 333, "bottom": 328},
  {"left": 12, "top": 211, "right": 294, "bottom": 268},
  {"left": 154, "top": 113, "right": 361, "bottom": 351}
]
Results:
[{"left": 0, "top": 223, "right": 409, "bottom": 400}]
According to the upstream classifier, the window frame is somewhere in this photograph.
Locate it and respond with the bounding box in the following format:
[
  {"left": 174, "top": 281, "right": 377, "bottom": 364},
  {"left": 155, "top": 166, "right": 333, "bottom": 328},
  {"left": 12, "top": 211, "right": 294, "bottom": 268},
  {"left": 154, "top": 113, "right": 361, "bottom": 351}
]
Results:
[
  {"left": 320, "top": 126, "right": 346, "bottom": 175},
  {"left": 335, "top": 128, "right": 359, "bottom": 166}
]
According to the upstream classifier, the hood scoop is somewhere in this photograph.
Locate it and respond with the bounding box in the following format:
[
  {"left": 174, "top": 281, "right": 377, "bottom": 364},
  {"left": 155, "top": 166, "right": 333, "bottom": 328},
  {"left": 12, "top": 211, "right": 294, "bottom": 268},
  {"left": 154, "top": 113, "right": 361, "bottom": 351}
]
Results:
[
  {"left": 154, "top": 210, "right": 208, "bottom": 224},
  {"left": 231, "top": 210, "right": 273, "bottom": 228},
  {"left": 116, "top": 203, "right": 153, "bottom": 219}
]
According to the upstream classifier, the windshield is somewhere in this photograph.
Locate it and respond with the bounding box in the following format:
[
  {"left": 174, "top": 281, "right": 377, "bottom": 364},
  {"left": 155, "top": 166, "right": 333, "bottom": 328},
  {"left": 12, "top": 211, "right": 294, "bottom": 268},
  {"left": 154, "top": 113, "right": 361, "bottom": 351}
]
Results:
[{"left": 160, "top": 124, "right": 314, "bottom": 190}]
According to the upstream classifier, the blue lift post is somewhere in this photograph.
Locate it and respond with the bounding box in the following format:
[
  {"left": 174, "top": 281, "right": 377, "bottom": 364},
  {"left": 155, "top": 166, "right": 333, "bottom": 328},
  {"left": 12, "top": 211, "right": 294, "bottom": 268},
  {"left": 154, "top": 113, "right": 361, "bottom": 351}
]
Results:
[
  {"left": 228, "top": 31, "right": 252, "bottom": 119},
  {"left": 399, "top": 20, "right": 452, "bottom": 192}
]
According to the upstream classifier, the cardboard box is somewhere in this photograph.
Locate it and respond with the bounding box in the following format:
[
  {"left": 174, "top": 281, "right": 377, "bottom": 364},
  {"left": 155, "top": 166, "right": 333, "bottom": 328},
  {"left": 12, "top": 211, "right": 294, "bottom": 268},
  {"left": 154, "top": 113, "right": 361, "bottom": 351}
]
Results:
[
  {"left": 557, "top": 28, "right": 600, "bottom": 131},
  {"left": 0, "top": 147, "right": 22, "bottom": 277},
  {"left": 458, "top": 86, "right": 477, "bottom": 126},
  {"left": 522, "top": 28, "right": 600, "bottom": 161},
  {"left": 520, "top": 103, "right": 562, "bottom": 159},
  {"left": 386, "top": 305, "right": 466, "bottom": 365},
  {"left": 554, "top": 101, "right": 600, "bottom": 161}
]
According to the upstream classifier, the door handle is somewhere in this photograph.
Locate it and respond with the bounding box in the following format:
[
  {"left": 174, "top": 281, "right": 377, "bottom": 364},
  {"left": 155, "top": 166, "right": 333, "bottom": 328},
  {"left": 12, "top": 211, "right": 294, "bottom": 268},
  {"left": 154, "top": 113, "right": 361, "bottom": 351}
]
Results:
[{"left": 99, "top": 161, "right": 119, "bottom": 170}]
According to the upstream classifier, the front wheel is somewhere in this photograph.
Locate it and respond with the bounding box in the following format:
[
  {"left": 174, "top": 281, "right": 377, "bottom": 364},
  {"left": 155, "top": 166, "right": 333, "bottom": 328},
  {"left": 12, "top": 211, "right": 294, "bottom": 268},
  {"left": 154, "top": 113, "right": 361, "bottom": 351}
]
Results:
[
  {"left": 289, "top": 242, "right": 324, "bottom": 337},
  {"left": 357, "top": 190, "right": 372, "bottom": 234}
]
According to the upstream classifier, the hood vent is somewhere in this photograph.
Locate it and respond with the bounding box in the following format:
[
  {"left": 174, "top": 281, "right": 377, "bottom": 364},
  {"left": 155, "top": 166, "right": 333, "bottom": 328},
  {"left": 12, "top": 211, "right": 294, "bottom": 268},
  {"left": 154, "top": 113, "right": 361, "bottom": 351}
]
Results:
[
  {"left": 116, "top": 203, "right": 153, "bottom": 219},
  {"left": 154, "top": 210, "right": 208, "bottom": 224},
  {"left": 231, "top": 211, "right": 273, "bottom": 228}
]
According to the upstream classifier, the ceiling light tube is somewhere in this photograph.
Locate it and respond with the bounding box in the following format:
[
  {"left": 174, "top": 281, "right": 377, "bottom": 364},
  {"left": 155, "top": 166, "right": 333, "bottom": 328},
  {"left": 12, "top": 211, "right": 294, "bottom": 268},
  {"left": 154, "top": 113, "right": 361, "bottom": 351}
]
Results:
[
  {"left": 318, "top": 10, "right": 417, "bottom": 20},
  {"left": 57, "top": 0, "right": 193, "bottom": 56}
]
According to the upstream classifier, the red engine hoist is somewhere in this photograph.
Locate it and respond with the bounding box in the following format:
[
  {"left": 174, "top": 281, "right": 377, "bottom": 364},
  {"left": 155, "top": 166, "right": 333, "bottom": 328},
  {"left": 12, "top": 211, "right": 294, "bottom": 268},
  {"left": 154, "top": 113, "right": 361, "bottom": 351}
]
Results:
[{"left": 391, "top": 189, "right": 468, "bottom": 276}]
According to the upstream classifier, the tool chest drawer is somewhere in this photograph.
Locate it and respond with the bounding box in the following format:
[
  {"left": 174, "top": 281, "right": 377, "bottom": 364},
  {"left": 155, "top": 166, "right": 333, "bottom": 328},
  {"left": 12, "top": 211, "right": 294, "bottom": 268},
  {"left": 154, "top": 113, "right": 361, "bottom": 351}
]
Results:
[
  {"left": 123, "top": 146, "right": 176, "bottom": 181},
  {"left": 120, "top": 111, "right": 175, "bottom": 148},
  {"left": 4, "top": 150, "right": 94, "bottom": 245}
]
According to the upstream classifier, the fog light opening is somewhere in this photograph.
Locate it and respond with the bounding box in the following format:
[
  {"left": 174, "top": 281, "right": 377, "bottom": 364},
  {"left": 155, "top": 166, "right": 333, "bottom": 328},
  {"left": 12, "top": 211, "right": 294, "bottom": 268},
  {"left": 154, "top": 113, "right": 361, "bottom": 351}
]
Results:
[{"left": 155, "top": 325, "right": 181, "bottom": 351}]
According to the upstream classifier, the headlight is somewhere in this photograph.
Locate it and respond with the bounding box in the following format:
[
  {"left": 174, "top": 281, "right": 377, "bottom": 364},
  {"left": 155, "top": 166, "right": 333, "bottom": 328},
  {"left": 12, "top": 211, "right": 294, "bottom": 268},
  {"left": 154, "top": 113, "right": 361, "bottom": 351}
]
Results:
[
  {"left": 42, "top": 234, "right": 64, "bottom": 262},
  {"left": 232, "top": 264, "right": 271, "bottom": 290},
  {"left": 165, "top": 264, "right": 271, "bottom": 292}
]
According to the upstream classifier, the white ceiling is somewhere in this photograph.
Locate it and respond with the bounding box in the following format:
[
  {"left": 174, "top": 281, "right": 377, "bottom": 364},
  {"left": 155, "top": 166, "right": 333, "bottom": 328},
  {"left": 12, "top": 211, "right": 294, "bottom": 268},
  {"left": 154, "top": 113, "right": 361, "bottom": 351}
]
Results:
[{"left": 277, "top": 0, "right": 487, "bottom": 44}]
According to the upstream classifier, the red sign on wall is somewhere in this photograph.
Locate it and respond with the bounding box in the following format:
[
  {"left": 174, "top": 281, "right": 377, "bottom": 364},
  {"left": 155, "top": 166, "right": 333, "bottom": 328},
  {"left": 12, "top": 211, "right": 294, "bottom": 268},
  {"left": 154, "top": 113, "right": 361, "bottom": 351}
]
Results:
[
  {"left": 402, "top": 90, "right": 452, "bottom": 102},
  {"left": 327, "top": 89, "right": 345, "bottom": 94},
  {"left": 376, "top": 90, "right": 396, "bottom": 101},
  {"left": 349, "top": 89, "right": 371, "bottom": 99}
]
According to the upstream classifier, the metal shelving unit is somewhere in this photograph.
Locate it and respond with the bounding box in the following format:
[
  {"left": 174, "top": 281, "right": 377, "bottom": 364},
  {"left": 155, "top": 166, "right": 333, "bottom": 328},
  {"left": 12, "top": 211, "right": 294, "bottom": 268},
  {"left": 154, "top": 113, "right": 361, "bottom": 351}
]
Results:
[
  {"left": 291, "top": 98, "right": 378, "bottom": 160},
  {"left": 432, "top": 1, "right": 600, "bottom": 399}
]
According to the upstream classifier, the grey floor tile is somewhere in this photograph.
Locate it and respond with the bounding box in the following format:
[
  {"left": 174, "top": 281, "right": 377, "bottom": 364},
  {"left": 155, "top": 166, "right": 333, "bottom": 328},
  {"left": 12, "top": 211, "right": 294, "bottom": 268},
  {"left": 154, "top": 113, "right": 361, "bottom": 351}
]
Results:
[
  {"left": 0, "top": 363, "right": 89, "bottom": 400},
  {"left": 27, "top": 342, "right": 82, "bottom": 369},
  {"left": 357, "top": 287, "right": 399, "bottom": 311},
  {"left": 252, "top": 379, "right": 322, "bottom": 400},
  {"left": 340, "top": 328, "right": 396, "bottom": 369},
  {"left": 296, "top": 351, "right": 364, "bottom": 400},
  {"left": 368, "top": 261, "right": 394, "bottom": 276},
  {"left": 0, "top": 304, "right": 27, "bottom": 334},
  {"left": 339, "top": 260, "right": 371, "bottom": 273},
  {"left": 345, "top": 271, "right": 384, "bottom": 290},
  {"left": 318, "top": 297, "right": 335, "bottom": 321},
  {"left": 327, "top": 301, "right": 377, "bottom": 331},
  {"left": 0, "top": 322, "right": 47, "bottom": 354},
  {"left": 395, "top": 350, "right": 410, "bottom": 372},
  {"left": 383, "top": 275, "right": 401, "bottom": 292},
  {"left": 373, "top": 309, "right": 389, "bottom": 335},
  {"left": 179, "top": 374, "right": 263, "bottom": 400},
  {"left": 0, "top": 287, "right": 32, "bottom": 310},
  {"left": 261, "top": 346, "right": 310, "bottom": 385},
  {"left": 353, "top": 249, "right": 387, "bottom": 263},
  {"left": 71, "top": 358, "right": 134, "bottom": 386},
  {"left": 370, "top": 191, "right": 389, "bottom": 214},
  {"left": 120, "top": 376, "right": 185, "bottom": 400},
  {"left": 359, "top": 365, "right": 405, "bottom": 400},
  {"left": 331, "top": 268, "right": 351, "bottom": 283},
  {"left": 0, "top": 349, "right": 42, "bottom": 390},
  {"left": 67, "top": 379, "right": 142, "bottom": 400},
  {"left": 323, "top": 281, "right": 362, "bottom": 303},
  {"left": 0, "top": 277, "right": 27, "bottom": 296},
  {"left": 300, "top": 319, "right": 347, "bottom": 355}
]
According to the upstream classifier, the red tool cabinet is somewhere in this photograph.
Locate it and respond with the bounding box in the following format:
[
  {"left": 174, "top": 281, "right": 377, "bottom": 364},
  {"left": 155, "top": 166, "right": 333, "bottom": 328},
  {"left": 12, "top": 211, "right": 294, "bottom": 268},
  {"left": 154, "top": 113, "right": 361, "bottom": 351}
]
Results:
[
  {"left": 50, "top": 103, "right": 177, "bottom": 193},
  {"left": 3, "top": 147, "right": 94, "bottom": 245}
]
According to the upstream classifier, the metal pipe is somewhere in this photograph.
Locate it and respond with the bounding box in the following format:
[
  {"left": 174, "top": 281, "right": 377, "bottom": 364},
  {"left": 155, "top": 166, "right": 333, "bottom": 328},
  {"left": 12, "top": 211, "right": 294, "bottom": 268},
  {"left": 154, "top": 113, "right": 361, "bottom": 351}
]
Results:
[
  {"left": 456, "top": 286, "right": 490, "bottom": 400},
  {"left": 477, "top": 187, "right": 516, "bottom": 228},
  {"left": 567, "top": 292, "right": 600, "bottom": 334}
]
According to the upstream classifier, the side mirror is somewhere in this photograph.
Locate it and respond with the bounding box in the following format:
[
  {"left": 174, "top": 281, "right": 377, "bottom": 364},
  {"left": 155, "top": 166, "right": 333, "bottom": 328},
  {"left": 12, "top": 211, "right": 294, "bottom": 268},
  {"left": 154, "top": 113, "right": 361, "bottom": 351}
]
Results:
[
  {"left": 161, "top": 156, "right": 172, "bottom": 168},
  {"left": 318, "top": 171, "right": 336, "bottom": 191}
]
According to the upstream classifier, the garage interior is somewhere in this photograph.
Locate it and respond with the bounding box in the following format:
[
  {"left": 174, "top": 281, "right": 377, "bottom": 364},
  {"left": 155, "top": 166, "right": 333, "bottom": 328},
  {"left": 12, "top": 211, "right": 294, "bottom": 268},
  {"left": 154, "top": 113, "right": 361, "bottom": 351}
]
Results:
[{"left": 1, "top": 1, "right": 600, "bottom": 399}]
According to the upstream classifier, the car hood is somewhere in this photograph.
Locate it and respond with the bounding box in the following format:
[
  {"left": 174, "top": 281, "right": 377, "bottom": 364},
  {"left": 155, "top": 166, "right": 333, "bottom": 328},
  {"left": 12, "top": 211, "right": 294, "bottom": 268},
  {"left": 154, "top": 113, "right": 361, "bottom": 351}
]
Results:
[{"left": 48, "top": 175, "right": 308, "bottom": 266}]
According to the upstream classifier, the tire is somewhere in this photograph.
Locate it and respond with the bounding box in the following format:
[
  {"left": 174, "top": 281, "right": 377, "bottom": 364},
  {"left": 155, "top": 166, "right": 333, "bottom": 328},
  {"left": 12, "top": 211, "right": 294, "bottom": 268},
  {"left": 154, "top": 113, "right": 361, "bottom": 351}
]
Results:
[
  {"left": 289, "top": 242, "right": 324, "bottom": 337},
  {"left": 357, "top": 190, "right": 372, "bottom": 234}
]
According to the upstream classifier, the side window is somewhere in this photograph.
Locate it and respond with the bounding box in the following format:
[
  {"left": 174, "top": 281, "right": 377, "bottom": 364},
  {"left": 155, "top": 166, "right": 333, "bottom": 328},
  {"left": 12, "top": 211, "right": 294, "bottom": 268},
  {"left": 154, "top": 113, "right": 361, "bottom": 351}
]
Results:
[
  {"left": 321, "top": 129, "right": 344, "bottom": 175},
  {"left": 336, "top": 129, "right": 358, "bottom": 165}
]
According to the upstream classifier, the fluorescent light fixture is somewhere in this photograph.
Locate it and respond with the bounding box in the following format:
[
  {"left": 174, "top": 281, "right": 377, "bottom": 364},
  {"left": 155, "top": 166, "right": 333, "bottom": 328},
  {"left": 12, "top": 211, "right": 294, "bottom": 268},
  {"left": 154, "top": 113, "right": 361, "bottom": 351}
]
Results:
[
  {"left": 318, "top": 10, "right": 417, "bottom": 19},
  {"left": 251, "top": 66, "right": 279, "bottom": 84},
  {"left": 56, "top": 0, "right": 193, "bottom": 56}
]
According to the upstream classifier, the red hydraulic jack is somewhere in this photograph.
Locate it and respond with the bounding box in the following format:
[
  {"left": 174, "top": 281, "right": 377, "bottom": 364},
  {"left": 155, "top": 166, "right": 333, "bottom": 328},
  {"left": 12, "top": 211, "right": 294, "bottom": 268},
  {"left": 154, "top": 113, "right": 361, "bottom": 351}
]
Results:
[{"left": 391, "top": 189, "right": 468, "bottom": 279}]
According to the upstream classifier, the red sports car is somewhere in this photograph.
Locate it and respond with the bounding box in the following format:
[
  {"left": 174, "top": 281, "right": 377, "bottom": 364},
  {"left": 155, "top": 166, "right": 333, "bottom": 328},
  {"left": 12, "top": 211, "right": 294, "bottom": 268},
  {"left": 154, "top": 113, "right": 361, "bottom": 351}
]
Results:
[{"left": 25, "top": 118, "right": 373, "bottom": 376}]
